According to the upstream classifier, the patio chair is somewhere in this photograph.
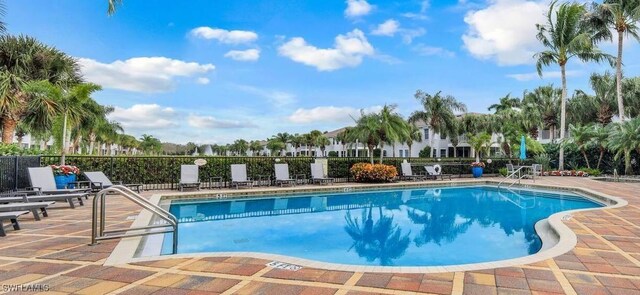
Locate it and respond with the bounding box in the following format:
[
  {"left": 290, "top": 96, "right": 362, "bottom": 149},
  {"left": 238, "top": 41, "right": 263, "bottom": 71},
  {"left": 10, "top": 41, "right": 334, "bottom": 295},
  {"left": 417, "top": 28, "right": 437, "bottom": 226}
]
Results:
[
  {"left": 275, "top": 164, "right": 296, "bottom": 187},
  {"left": 400, "top": 163, "right": 425, "bottom": 181},
  {"left": 83, "top": 171, "right": 143, "bottom": 193},
  {"left": 0, "top": 197, "right": 53, "bottom": 221},
  {"left": 1, "top": 191, "right": 84, "bottom": 209},
  {"left": 311, "top": 163, "right": 334, "bottom": 185},
  {"left": 506, "top": 164, "right": 516, "bottom": 178},
  {"left": 231, "top": 164, "right": 253, "bottom": 189},
  {"left": 28, "top": 167, "right": 90, "bottom": 195},
  {"left": 179, "top": 165, "right": 201, "bottom": 191},
  {"left": 0, "top": 211, "right": 30, "bottom": 237},
  {"left": 425, "top": 166, "right": 452, "bottom": 180},
  {"left": 531, "top": 164, "right": 543, "bottom": 177}
]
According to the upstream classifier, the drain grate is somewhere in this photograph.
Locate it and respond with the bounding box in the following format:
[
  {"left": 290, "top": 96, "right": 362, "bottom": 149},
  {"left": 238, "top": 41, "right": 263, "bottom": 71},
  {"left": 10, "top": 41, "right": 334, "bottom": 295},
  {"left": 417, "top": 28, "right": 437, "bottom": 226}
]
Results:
[
  {"left": 266, "top": 261, "right": 302, "bottom": 271},
  {"left": 126, "top": 215, "right": 137, "bottom": 220}
]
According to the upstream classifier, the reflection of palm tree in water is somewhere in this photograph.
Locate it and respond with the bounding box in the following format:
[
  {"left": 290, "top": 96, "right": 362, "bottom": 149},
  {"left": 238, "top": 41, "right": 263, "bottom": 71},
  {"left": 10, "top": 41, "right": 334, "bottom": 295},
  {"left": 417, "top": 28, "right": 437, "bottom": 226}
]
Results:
[
  {"left": 344, "top": 205, "right": 411, "bottom": 266},
  {"left": 408, "top": 203, "right": 473, "bottom": 246}
]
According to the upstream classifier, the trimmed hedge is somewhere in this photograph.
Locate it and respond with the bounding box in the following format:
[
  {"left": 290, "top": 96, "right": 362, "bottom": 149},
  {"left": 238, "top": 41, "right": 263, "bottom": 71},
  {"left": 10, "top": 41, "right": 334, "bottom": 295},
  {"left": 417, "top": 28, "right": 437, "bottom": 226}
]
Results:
[{"left": 40, "top": 155, "right": 529, "bottom": 189}]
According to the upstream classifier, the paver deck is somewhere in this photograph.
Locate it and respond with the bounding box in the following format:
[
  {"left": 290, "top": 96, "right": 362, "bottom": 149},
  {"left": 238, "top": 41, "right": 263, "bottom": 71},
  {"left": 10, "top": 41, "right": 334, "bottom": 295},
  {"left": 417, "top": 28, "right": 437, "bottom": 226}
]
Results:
[{"left": 1, "top": 177, "right": 639, "bottom": 294}]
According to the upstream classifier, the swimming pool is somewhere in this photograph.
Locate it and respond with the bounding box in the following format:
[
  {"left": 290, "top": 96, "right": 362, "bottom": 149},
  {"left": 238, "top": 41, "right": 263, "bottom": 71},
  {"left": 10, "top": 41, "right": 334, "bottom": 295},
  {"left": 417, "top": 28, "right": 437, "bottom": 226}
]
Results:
[{"left": 160, "top": 185, "right": 602, "bottom": 266}]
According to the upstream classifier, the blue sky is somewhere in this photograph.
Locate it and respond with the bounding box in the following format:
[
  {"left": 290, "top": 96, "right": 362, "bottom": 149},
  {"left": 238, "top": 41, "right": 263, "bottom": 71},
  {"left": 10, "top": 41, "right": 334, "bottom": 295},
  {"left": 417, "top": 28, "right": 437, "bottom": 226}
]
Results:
[{"left": 7, "top": 0, "right": 640, "bottom": 144}]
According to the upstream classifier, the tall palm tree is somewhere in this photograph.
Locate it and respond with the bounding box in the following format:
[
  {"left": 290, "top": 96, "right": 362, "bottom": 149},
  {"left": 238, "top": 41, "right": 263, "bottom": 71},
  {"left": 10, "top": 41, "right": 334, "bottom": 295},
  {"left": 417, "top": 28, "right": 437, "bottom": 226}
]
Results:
[
  {"left": 404, "top": 123, "right": 422, "bottom": 158},
  {"left": 55, "top": 82, "right": 101, "bottom": 164},
  {"left": 586, "top": 0, "right": 640, "bottom": 122},
  {"left": 290, "top": 134, "right": 304, "bottom": 157},
  {"left": 565, "top": 124, "right": 595, "bottom": 169},
  {"left": 608, "top": 118, "right": 640, "bottom": 175},
  {"left": 0, "top": 35, "right": 81, "bottom": 143},
  {"left": 468, "top": 132, "right": 492, "bottom": 162},
  {"left": 378, "top": 105, "right": 408, "bottom": 163},
  {"left": 305, "top": 130, "right": 323, "bottom": 157},
  {"left": 348, "top": 112, "right": 383, "bottom": 164},
  {"left": 623, "top": 77, "right": 640, "bottom": 118},
  {"left": 535, "top": 1, "right": 614, "bottom": 169},
  {"left": 249, "top": 140, "right": 263, "bottom": 156},
  {"left": 0, "top": 0, "right": 6, "bottom": 34},
  {"left": 336, "top": 128, "right": 352, "bottom": 157},
  {"left": 108, "top": 0, "right": 122, "bottom": 15},
  {"left": 408, "top": 91, "right": 467, "bottom": 158},
  {"left": 524, "top": 85, "right": 562, "bottom": 141},
  {"left": 316, "top": 135, "right": 331, "bottom": 157},
  {"left": 488, "top": 94, "right": 520, "bottom": 113},
  {"left": 572, "top": 72, "right": 617, "bottom": 125},
  {"left": 591, "top": 124, "right": 610, "bottom": 170}
]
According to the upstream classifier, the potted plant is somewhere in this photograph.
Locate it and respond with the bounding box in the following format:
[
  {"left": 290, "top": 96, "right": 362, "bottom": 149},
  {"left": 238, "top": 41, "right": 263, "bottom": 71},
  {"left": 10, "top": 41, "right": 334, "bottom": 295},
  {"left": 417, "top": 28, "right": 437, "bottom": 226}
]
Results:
[
  {"left": 51, "top": 165, "right": 80, "bottom": 189},
  {"left": 470, "top": 162, "right": 485, "bottom": 178}
]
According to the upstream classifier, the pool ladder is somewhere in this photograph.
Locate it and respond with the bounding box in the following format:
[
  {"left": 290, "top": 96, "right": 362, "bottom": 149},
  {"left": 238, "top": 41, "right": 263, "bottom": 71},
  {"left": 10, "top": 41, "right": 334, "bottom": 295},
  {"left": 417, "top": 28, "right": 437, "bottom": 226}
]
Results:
[
  {"left": 497, "top": 166, "right": 528, "bottom": 188},
  {"left": 90, "top": 185, "right": 178, "bottom": 254}
]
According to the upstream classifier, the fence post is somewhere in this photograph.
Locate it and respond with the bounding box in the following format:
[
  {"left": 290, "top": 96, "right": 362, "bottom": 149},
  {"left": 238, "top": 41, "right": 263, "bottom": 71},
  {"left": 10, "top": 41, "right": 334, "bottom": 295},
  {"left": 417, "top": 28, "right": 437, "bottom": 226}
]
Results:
[{"left": 13, "top": 156, "right": 19, "bottom": 191}]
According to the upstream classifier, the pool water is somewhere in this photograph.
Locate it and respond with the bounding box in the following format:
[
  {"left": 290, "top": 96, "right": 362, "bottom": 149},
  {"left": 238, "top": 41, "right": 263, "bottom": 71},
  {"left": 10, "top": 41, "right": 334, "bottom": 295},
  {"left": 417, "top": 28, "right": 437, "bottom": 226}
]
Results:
[{"left": 161, "top": 186, "right": 602, "bottom": 266}]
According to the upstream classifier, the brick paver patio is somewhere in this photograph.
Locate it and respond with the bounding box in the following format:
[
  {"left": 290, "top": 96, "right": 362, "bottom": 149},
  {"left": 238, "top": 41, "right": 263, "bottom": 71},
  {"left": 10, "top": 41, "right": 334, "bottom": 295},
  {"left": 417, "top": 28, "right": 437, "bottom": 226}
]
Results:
[{"left": 1, "top": 177, "right": 640, "bottom": 294}]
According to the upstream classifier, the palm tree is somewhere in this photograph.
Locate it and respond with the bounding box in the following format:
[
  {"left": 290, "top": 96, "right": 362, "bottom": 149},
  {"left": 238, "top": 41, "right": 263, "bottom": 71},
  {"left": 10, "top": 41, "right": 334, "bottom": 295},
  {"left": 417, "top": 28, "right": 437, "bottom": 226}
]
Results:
[
  {"left": 468, "top": 132, "right": 492, "bottom": 162},
  {"left": 336, "top": 128, "right": 352, "bottom": 157},
  {"left": 623, "top": 77, "right": 640, "bottom": 118},
  {"left": 488, "top": 94, "right": 520, "bottom": 113},
  {"left": 290, "top": 134, "right": 304, "bottom": 157},
  {"left": 265, "top": 139, "right": 284, "bottom": 156},
  {"left": 348, "top": 112, "right": 383, "bottom": 164},
  {"left": 535, "top": 1, "right": 615, "bottom": 170},
  {"left": 572, "top": 72, "right": 617, "bottom": 125},
  {"left": 608, "top": 118, "right": 640, "bottom": 175},
  {"left": 523, "top": 85, "right": 562, "bottom": 141},
  {"left": 56, "top": 82, "right": 101, "bottom": 164},
  {"left": 404, "top": 123, "right": 422, "bottom": 158},
  {"left": 378, "top": 105, "right": 409, "bottom": 162},
  {"left": 316, "top": 135, "right": 331, "bottom": 157},
  {"left": 586, "top": 0, "right": 640, "bottom": 122},
  {"left": 0, "top": 35, "right": 81, "bottom": 143},
  {"left": 409, "top": 91, "right": 467, "bottom": 158},
  {"left": 108, "top": 0, "right": 122, "bottom": 15},
  {"left": 249, "top": 140, "right": 263, "bottom": 156},
  {"left": 591, "top": 124, "right": 610, "bottom": 170},
  {"left": 305, "top": 130, "right": 323, "bottom": 157},
  {"left": 565, "top": 124, "right": 595, "bottom": 169},
  {"left": 0, "top": 0, "right": 6, "bottom": 33},
  {"left": 139, "top": 134, "right": 162, "bottom": 155}
]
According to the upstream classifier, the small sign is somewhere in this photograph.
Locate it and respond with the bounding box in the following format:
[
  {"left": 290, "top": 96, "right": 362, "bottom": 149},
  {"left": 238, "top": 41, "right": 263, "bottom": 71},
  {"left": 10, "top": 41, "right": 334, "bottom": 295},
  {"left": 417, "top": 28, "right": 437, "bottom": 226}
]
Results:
[
  {"left": 194, "top": 159, "right": 207, "bottom": 166},
  {"left": 266, "top": 261, "right": 302, "bottom": 271}
]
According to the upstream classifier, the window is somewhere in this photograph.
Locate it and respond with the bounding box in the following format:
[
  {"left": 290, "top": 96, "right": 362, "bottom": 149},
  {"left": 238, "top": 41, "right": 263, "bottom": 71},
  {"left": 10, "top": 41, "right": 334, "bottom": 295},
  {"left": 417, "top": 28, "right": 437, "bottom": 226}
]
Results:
[
  {"left": 440, "top": 149, "right": 447, "bottom": 157},
  {"left": 441, "top": 133, "right": 446, "bottom": 140},
  {"left": 423, "top": 128, "right": 429, "bottom": 139},
  {"left": 405, "top": 149, "right": 410, "bottom": 158}
]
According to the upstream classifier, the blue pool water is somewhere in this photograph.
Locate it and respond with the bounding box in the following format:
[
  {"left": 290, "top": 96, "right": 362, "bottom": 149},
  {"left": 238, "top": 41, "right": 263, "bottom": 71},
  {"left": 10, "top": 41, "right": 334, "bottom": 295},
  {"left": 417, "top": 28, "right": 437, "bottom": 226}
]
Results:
[{"left": 161, "top": 186, "right": 602, "bottom": 266}]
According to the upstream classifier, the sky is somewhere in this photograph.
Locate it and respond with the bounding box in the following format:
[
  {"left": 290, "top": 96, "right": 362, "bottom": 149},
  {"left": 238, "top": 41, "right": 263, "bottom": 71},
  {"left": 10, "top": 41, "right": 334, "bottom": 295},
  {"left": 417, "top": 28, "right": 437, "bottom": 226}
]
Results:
[{"left": 7, "top": 0, "right": 640, "bottom": 144}]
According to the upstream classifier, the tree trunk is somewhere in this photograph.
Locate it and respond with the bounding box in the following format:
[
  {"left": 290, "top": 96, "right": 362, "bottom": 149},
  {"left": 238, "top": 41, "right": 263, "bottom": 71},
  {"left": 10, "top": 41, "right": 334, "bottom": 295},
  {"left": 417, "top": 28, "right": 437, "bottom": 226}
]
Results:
[
  {"left": 60, "top": 114, "right": 68, "bottom": 165},
  {"left": 624, "top": 150, "right": 632, "bottom": 175},
  {"left": 368, "top": 145, "right": 374, "bottom": 164},
  {"left": 1, "top": 117, "right": 17, "bottom": 144},
  {"left": 581, "top": 148, "right": 590, "bottom": 169},
  {"left": 616, "top": 30, "right": 625, "bottom": 122},
  {"left": 597, "top": 147, "right": 604, "bottom": 170},
  {"left": 379, "top": 143, "right": 384, "bottom": 164},
  {"left": 559, "top": 64, "right": 567, "bottom": 170},
  {"left": 429, "top": 130, "right": 435, "bottom": 158},
  {"left": 408, "top": 144, "right": 412, "bottom": 158}
]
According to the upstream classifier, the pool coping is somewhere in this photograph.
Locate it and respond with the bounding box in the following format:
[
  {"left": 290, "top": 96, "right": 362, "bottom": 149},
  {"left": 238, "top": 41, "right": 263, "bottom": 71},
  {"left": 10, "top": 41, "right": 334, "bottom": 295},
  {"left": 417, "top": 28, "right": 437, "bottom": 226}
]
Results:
[{"left": 104, "top": 179, "right": 628, "bottom": 274}]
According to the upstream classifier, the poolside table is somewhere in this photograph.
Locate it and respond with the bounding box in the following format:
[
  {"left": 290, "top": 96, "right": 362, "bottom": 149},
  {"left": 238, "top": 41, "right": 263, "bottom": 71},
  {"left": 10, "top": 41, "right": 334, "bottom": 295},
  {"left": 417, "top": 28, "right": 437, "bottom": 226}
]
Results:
[{"left": 255, "top": 175, "right": 271, "bottom": 187}]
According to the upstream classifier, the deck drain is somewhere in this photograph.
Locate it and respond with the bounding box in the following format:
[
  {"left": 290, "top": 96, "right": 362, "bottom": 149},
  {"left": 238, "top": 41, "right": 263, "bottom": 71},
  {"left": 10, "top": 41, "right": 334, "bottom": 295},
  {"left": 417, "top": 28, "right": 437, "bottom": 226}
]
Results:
[
  {"left": 266, "top": 261, "right": 302, "bottom": 271},
  {"left": 126, "top": 215, "right": 137, "bottom": 220}
]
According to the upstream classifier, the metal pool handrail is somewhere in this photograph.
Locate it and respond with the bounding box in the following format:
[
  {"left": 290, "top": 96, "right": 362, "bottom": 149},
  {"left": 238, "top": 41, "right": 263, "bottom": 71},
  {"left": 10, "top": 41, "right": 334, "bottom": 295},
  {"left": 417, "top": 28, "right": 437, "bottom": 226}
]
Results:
[
  {"left": 498, "top": 166, "right": 528, "bottom": 188},
  {"left": 90, "top": 185, "right": 178, "bottom": 254}
]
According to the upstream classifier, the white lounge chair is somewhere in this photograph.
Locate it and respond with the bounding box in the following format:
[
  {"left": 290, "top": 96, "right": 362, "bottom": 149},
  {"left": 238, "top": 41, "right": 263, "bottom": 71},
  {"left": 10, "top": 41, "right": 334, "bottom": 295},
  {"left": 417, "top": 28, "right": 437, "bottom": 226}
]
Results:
[
  {"left": 83, "top": 171, "right": 143, "bottom": 193},
  {"left": 275, "top": 164, "right": 295, "bottom": 187},
  {"left": 28, "top": 167, "right": 90, "bottom": 195},
  {"left": 0, "top": 198, "right": 53, "bottom": 221},
  {"left": 231, "top": 164, "right": 253, "bottom": 189},
  {"left": 311, "top": 163, "right": 334, "bottom": 185},
  {"left": 1, "top": 191, "right": 84, "bottom": 209},
  {"left": 179, "top": 165, "right": 201, "bottom": 191},
  {"left": 401, "top": 163, "right": 425, "bottom": 181},
  {"left": 425, "top": 166, "right": 452, "bottom": 180}
]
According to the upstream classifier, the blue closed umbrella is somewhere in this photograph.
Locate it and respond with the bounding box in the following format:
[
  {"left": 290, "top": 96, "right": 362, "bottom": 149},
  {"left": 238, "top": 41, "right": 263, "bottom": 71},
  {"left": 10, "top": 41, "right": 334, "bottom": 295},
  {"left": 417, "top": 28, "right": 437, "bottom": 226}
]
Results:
[{"left": 519, "top": 135, "right": 527, "bottom": 160}]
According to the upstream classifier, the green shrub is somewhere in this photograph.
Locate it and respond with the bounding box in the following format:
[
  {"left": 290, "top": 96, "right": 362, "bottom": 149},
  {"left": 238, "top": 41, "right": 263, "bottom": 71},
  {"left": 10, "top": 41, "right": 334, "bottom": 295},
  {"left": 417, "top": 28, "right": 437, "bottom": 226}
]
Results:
[
  {"left": 580, "top": 168, "right": 602, "bottom": 177},
  {"left": 328, "top": 151, "right": 338, "bottom": 157},
  {"left": 499, "top": 167, "right": 508, "bottom": 177},
  {"left": 418, "top": 146, "right": 432, "bottom": 158},
  {"left": 0, "top": 144, "right": 42, "bottom": 156}
]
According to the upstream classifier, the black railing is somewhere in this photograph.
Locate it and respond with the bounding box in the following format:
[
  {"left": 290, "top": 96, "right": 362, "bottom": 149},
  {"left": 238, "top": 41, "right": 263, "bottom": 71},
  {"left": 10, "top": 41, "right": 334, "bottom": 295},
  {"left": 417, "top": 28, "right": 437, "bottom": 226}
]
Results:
[{"left": 0, "top": 156, "right": 41, "bottom": 191}]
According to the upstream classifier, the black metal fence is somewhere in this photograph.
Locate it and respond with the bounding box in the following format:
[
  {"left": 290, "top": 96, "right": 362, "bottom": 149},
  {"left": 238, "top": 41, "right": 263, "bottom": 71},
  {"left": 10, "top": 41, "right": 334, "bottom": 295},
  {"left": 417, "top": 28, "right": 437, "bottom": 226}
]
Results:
[
  {"left": 34, "top": 155, "right": 527, "bottom": 190},
  {"left": 0, "top": 156, "right": 41, "bottom": 192}
]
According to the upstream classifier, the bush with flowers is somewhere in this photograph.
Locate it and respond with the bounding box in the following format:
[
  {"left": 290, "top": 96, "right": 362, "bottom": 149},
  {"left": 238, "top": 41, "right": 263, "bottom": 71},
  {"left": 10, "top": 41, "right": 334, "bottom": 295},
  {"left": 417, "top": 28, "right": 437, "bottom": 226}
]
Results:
[
  {"left": 350, "top": 163, "right": 398, "bottom": 183},
  {"left": 50, "top": 165, "right": 80, "bottom": 176},
  {"left": 470, "top": 162, "right": 485, "bottom": 168}
]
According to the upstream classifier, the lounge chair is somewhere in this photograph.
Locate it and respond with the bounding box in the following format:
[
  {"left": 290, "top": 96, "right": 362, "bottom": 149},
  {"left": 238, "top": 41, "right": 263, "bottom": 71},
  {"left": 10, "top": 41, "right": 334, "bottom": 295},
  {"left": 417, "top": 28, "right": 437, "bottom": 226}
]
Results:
[
  {"left": 231, "top": 164, "right": 253, "bottom": 189},
  {"left": 0, "top": 211, "right": 29, "bottom": 237},
  {"left": 311, "top": 163, "right": 334, "bottom": 185},
  {"left": 425, "top": 165, "right": 452, "bottom": 180},
  {"left": 179, "top": 165, "right": 201, "bottom": 191},
  {"left": 28, "top": 167, "right": 90, "bottom": 195},
  {"left": 274, "top": 164, "right": 296, "bottom": 187},
  {"left": 400, "top": 163, "right": 425, "bottom": 181},
  {"left": 0, "top": 199, "right": 53, "bottom": 221},
  {"left": 83, "top": 171, "right": 143, "bottom": 193},
  {"left": 1, "top": 191, "right": 84, "bottom": 209}
]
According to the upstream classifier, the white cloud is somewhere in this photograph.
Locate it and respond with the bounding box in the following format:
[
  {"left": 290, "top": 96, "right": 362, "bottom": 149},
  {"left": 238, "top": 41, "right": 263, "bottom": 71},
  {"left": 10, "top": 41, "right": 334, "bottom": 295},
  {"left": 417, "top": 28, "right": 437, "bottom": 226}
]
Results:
[
  {"left": 187, "top": 115, "right": 257, "bottom": 129},
  {"left": 287, "top": 106, "right": 382, "bottom": 124},
  {"left": 345, "top": 0, "right": 374, "bottom": 18},
  {"left": 190, "top": 27, "right": 258, "bottom": 44},
  {"left": 413, "top": 44, "right": 455, "bottom": 57},
  {"left": 196, "top": 77, "right": 210, "bottom": 84},
  {"left": 232, "top": 84, "right": 296, "bottom": 107},
  {"left": 462, "top": 0, "right": 547, "bottom": 65},
  {"left": 224, "top": 49, "right": 260, "bottom": 61},
  {"left": 278, "top": 29, "right": 374, "bottom": 71},
  {"left": 372, "top": 19, "right": 400, "bottom": 36},
  {"left": 507, "top": 70, "right": 582, "bottom": 81},
  {"left": 400, "top": 28, "right": 426, "bottom": 44},
  {"left": 109, "top": 104, "right": 178, "bottom": 129},
  {"left": 78, "top": 57, "right": 215, "bottom": 93}
]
